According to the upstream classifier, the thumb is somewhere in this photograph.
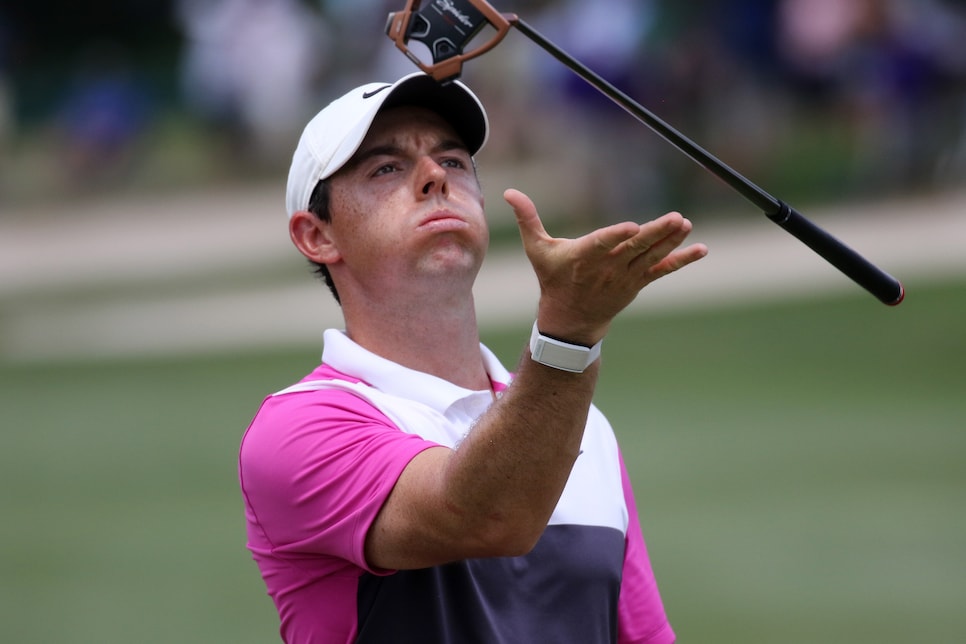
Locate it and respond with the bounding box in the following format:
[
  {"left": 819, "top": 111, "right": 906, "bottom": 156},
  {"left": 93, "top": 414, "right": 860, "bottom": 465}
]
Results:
[{"left": 504, "top": 188, "right": 549, "bottom": 247}]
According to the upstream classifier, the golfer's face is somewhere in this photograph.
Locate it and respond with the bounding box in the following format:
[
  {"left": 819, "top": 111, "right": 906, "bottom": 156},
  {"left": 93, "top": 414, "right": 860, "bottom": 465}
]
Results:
[{"left": 324, "top": 106, "right": 488, "bottom": 296}]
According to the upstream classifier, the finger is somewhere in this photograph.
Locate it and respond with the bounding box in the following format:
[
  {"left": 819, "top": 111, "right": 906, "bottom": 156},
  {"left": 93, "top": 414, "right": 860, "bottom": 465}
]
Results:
[
  {"left": 611, "top": 212, "right": 687, "bottom": 258},
  {"left": 644, "top": 243, "right": 709, "bottom": 281},
  {"left": 590, "top": 221, "right": 649, "bottom": 255},
  {"left": 627, "top": 216, "right": 695, "bottom": 268},
  {"left": 504, "top": 189, "right": 548, "bottom": 246}
]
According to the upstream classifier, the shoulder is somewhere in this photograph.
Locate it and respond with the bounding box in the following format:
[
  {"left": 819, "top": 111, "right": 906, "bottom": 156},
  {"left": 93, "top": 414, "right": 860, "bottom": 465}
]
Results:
[
  {"left": 258, "top": 363, "right": 388, "bottom": 425},
  {"left": 241, "top": 373, "right": 400, "bottom": 465},
  {"left": 238, "top": 371, "right": 436, "bottom": 540}
]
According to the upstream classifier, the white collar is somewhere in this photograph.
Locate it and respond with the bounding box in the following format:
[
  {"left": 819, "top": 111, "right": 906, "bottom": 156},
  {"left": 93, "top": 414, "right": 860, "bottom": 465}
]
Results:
[{"left": 321, "top": 329, "right": 511, "bottom": 414}]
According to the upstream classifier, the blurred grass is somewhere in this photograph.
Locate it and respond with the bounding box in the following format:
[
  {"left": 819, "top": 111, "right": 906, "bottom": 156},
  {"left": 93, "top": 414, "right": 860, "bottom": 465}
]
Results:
[{"left": 1, "top": 278, "right": 964, "bottom": 643}]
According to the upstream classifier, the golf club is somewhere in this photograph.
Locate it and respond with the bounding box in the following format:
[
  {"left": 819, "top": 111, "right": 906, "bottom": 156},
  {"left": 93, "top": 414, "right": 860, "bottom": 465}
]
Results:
[{"left": 386, "top": 0, "right": 905, "bottom": 306}]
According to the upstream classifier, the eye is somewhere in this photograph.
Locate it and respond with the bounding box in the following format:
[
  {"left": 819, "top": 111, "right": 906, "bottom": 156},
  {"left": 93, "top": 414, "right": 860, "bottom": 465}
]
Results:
[
  {"left": 372, "top": 162, "right": 399, "bottom": 177},
  {"left": 439, "top": 156, "right": 467, "bottom": 170}
]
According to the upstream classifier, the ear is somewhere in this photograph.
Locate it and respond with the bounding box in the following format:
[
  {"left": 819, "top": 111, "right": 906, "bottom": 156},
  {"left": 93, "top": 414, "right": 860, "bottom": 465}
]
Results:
[{"left": 289, "top": 210, "right": 341, "bottom": 265}]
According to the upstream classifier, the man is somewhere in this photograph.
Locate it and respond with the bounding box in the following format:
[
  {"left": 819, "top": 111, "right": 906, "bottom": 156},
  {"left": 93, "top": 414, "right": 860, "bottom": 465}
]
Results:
[{"left": 238, "top": 71, "right": 708, "bottom": 643}]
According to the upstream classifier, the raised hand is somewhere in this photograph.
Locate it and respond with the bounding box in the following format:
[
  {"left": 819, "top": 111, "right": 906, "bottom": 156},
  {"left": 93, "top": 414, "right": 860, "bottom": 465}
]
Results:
[{"left": 505, "top": 188, "right": 708, "bottom": 345}]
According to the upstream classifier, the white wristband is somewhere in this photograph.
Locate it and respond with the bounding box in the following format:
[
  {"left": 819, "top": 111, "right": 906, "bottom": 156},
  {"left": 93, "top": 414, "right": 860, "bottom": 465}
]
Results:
[{"left": 529, "top": 322, "right": 602, "bottom": 373}]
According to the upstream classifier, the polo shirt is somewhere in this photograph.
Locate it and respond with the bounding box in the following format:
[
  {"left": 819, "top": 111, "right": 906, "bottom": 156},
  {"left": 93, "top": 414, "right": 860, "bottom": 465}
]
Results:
[{"left": 239, "top": 329, "right": 674, "bottom": 643}]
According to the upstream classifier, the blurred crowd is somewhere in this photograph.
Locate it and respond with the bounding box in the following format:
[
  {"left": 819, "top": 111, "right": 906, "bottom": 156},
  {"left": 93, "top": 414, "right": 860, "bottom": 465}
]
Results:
[{"left": 1, "top": 0, "right": 965, "bottom": 218}]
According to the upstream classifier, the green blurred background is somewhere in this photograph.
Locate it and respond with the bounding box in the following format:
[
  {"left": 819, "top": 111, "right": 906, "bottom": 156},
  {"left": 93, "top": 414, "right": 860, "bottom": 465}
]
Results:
[
  {"left": 2, "top": 1, "right": 965, "bottom": 643},
  {"left": 2, "top": 282, "right": 965, "bottom": 643}
]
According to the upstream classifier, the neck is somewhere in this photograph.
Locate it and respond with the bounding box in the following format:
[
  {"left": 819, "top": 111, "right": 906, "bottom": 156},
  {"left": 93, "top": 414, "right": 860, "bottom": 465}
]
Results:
[{"left": 341, "top": 292, "right": 490, "bottom": 391}]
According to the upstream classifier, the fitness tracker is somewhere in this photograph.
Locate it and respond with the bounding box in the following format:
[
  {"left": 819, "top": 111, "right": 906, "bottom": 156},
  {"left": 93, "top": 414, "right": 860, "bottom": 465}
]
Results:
[{"left": 529, "top": 322, "right": 602, "bottom": 373}]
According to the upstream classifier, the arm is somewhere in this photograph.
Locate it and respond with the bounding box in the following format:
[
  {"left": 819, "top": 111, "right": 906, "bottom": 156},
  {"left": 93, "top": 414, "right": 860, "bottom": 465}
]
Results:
[{"left": 365, "top": 189, "right": 708, "bottom": 570}]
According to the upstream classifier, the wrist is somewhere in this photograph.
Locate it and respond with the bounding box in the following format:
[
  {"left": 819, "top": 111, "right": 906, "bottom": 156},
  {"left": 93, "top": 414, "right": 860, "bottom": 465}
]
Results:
[
  {"left": 533, "top": 306, "right": 608, "bottom": 347},
  {"left": 529, "top": 322, "right": 603, "bottom": 373}
]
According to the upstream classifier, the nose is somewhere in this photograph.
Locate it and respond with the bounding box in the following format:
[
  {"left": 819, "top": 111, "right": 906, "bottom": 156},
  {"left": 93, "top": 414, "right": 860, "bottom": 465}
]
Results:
[{"left": 415, "top": 155, "right": 448, "bottom": 198}]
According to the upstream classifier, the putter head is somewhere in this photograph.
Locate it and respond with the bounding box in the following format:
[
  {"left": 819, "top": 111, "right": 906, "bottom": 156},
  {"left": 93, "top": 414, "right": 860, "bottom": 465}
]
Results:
[{"left": 386, "top": 0, "right": 516, "bottom": 83}]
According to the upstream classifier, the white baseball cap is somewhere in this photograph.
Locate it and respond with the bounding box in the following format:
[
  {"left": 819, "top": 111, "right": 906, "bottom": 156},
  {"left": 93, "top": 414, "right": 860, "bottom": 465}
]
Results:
[{"left": 285, "top": 72, "right": 490, "bottom": 218}]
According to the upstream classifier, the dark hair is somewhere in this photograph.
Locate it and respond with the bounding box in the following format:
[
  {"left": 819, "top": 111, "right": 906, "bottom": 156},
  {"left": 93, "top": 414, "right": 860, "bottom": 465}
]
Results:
[{"left": 306, "top": 179, "right": 341, "bottom": 304}]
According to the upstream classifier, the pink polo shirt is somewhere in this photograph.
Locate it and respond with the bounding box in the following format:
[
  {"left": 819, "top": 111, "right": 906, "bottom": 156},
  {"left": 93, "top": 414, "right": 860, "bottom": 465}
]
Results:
[{"left": 239, "top": 329, "right": 673, "bottom": 643}]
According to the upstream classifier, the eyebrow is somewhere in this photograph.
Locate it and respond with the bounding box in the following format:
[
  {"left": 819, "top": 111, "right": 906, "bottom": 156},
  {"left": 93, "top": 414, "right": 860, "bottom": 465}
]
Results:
[{"left": 348, "top": 138, "right": 470, "bottom": 169}]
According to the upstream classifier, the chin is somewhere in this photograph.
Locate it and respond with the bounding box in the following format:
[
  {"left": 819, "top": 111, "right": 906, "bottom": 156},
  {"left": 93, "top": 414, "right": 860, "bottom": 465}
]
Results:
[{"left": 420, "top": 244, "right": 484, "bottom": 277}]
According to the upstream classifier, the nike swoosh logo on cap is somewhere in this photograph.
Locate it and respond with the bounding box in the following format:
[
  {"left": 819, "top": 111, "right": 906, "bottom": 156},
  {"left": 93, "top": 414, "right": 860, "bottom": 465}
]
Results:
[{"left": 362, "top": 85, "right": 392, "bottom": 99}]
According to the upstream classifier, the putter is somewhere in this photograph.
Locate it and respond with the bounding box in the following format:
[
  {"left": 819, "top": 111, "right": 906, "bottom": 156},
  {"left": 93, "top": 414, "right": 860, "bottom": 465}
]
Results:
[{"left": 386, "top": 0, "right": 905, "bottom": 306}]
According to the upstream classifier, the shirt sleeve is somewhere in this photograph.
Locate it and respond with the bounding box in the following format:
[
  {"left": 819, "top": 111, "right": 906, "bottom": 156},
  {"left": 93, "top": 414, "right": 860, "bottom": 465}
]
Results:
[
  {"left": 239, "top": 388, "right": 439, "bottom": 573},
  {"left": 617, "top": 451, "right": 676, "bottom": 644}
]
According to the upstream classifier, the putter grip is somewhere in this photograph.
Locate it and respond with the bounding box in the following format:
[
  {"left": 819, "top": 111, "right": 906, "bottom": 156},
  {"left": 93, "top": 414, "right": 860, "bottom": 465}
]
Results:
[{"left": 767, "top": 202, "right": 904, "bottom": 306}]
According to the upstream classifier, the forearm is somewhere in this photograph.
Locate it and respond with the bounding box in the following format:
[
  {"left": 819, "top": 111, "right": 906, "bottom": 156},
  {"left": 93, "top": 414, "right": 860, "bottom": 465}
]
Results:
[{"left": 442, "top": 352, "right": 600, "bottom": 554}]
